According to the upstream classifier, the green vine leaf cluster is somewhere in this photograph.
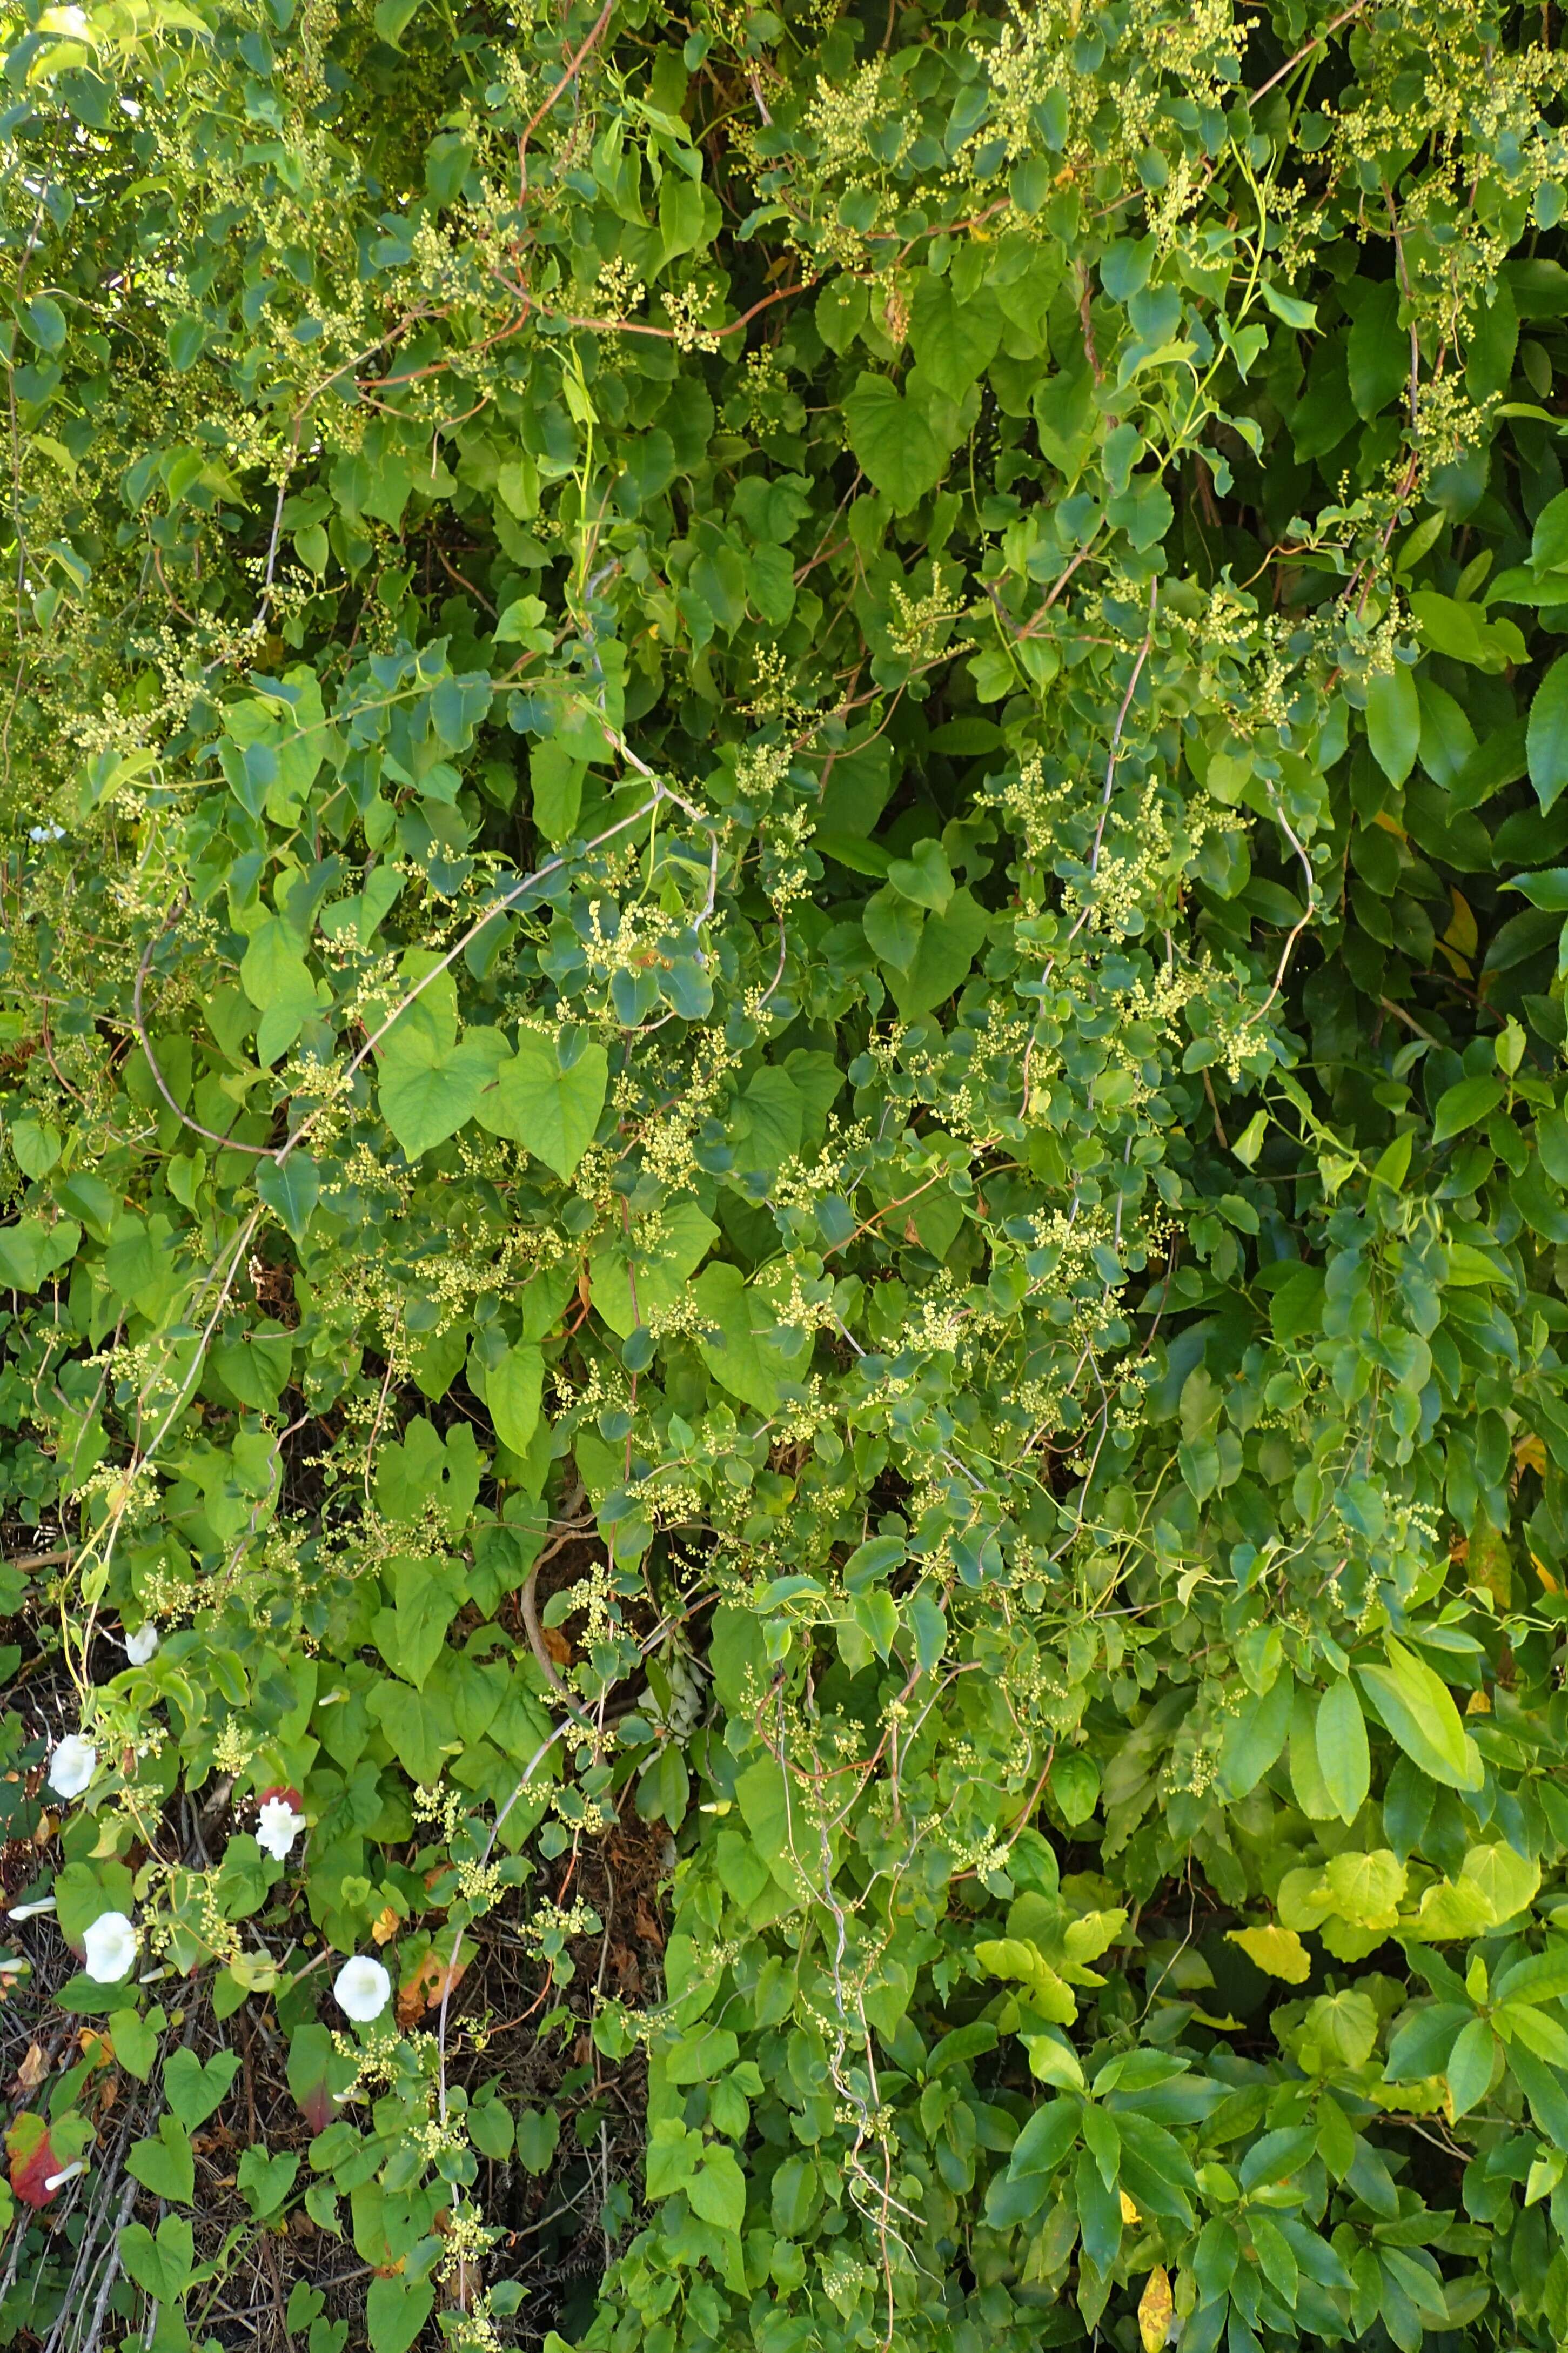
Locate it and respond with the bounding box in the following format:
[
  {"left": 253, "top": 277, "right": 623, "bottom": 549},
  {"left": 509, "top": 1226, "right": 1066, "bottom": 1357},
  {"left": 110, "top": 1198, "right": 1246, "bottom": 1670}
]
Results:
[{"left": 2, "top": 1, "right": 1568, "bottom": 2350}]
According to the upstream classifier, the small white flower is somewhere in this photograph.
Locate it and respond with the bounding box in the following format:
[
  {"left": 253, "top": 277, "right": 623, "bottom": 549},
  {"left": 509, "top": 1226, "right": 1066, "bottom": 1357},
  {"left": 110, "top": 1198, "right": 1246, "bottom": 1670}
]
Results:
[
  {"left": 255, "top": 1798, "right": 304, "bottom": 1862},
  {"left": 27, "top": 823, "right": 65, "bottom": 844},
  {"left": 47, "top": 1735, "right": 97, "bottom": 1800},
  {"left": 334, "top": 1954, "right": 391, "bottom": 2023},
  {"left": 82, "top": 1910, "right": 137, "bottom": 1983},
  {"left": 42, "top": 2160, "right": 85, "bottom": 2191},
  {"left": 124, "top": 1623, "right": 159, "bottom": 1666},
  {"left": 8, "top": 1896, "right": 56, "bottom": 1920}
]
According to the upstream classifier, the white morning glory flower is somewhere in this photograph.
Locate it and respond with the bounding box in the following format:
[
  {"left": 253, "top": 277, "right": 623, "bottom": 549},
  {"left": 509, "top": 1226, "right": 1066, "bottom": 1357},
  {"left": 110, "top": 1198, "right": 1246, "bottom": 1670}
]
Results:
[
  {"left": 82, "top": 1911, "right": 137, "bottom": 1983},
  {"left": 47, "top": 1735, "right": 97, "bottom": 1800},
  {"left": 8, "top": 1896, "right": 56, "bottom": 1920},
  {"left": 334, "top": 1954, "right": 391, "bottom": 2023},
  {"left": 255, "top": 1798, "right": 304, "bottom": 1861},
  {"left": 124, "top": 1623, "right": 159, "bottom": 1666}
]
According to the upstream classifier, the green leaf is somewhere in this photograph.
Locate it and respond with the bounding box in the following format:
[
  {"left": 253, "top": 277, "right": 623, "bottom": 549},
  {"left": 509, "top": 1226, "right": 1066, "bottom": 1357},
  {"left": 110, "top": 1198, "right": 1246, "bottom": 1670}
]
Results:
[
  {"left": 1505, "top": 867, "right": 1568, "bottom": 910},
  {"left": 163, "top": 2047, "right": 239, "bottom": 2131},
  {"left": 516, "top": 2105, "right": 560, "bottom": 2175},
  {"left": 239, "top": 917, "right": 320, "bottom": 1065},
  {"left": 731, "top": 1066, "right": 805, "bottom": 1173},
  {"left": 256, "top": 1153, "right": 318, "bottom": 1242},
  {"left": 1529, "top": 652, "right": 1568, "bottom": 812},
  {"left": 387, "top": 1553, "right": 462, "bottom": 1690},
  {"left": 119, "top": 2215, "right": 193, "bottom": 2302},
  {"left": 588, "top": 1198, "right": 718, "bottom": 1338},
  {"left": 1008, "top": 2096, "right": 1082, "bottom": 2178},
  {"left": 1357, "top": 1640, "right": 1483, "bottom": 1792},
  {"left": 1315, "top": 1678, "right": 1370, "bottom": 1825},
  {"left": 647, "top": 2116, "right": 701, "bottom": 2198},
  {"left": 1218, "top": 1671, "right": 1294, "bottom": 1800},
  {"left": 126, "top": 2113, "right": 195, "bottom": 2205},
  {"left": 863, "top": 883, "right": 924, "bottom": 971},
  {"left": 1050, "top": 1751, "right": 1101, "bottom": 1826},
  {"left": 379, "top": 1024, "right": 505, "bottom": 1159},
  {"left": 1250, "top": 2212, "right": 1300, "bottom": 2308},
  {"left": 1320, "top": 1847, "right": 1405, "bottom": 1926},
  {"left": 687, "top": 2142, "right": 747, "bottom": 2231},
  {"left": 771, "top": 2155, "right": 821, "bottom": 2234},
  {"left": 692, "top": 1261, "right": 788, "bottom": 1415},
  {"left": 487, "top": 1340, "right": 544, "bottom": 1454},
  {"left": 843, "top": 374, "right": 948, "bottom": 512},
  {"left": 108, "top": 2007, "right": 160, "bottom": 2082},
  {"left": 528, "top": 741, "right": 585, "bottom": 842},
  {"left": 366, "top": 1675, "right": 460, "bottom": 1785},
  {"left": 373, "top": 0, "right": 426, "bottom": 42},
  {"left": 666, "top": 2024, "right": 740, "bottom": 2086},
  {"left": 1446, "top": 2017, "right": 1497, "bottom": 2119},
  {"left": 1260, "top": 281, "right": 1317, "bottom": 331},
  {"left": 1512, "top": 2043, "right": 1568, "bottom": 2150},
  {"left": 886, "top": 837, "right": 955, "bottom": 912},
  {"left": 494, "top": 594, "right": 547, "bottom": 643},
  {"left": 0, "top": 1214, "right": 78, "bottom": 1291},
  {"left": 1461, "top": 1841, "right": 1539, "bottom": 1923},
  {"left": 474, "top": 1032, "right": 608, "bottom": 1178},
  {"left": 1432, "top": 1074, "right": 1507, "bottom": 1144},
  {"left": 1365, "top": 666, "right": 1420, "bottom": 786},
  {"left": 365, "top": 2276, "right": 435, "bottom": 2353},
  {"left": 237, "top": 2143, "right": 299, "bottom": 2217},
  {"left": 287, "top": 2023, "right": 356, "bottom": 2133},
  {"left": 23, "top": 294, "right": 66, "bottom": 354},
  {"left": 1496, "top": 1948, "right": 1568, "bottom": 2006},
  {"left": 1409, "top": 589, "right": 1517, "bottom": 671},
  {"left": 1532, "top": 487, "right": 1568, "bottom": 571},
  {"left": 888, "top": 886, "right": 988, "bottom": 1020},
  {"left": 908, "top": 274, "right": 1002, "bottom": 400},
  {"left": 468, "top": 2097, "right": 514, "bottom": 2160}
]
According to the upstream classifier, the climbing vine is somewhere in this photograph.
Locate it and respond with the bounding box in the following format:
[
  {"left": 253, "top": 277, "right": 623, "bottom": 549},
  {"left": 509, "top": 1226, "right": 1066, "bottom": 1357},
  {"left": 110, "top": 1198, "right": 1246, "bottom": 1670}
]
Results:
[{"left": 3, "top": 3, "right": 1568, "bottom": 2351}]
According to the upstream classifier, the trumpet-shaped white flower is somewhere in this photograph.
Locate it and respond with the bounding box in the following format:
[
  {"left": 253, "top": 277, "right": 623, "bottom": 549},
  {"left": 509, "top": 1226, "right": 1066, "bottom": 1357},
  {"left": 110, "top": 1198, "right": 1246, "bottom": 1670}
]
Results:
[
  {"left": 124, "top": 1623, "right": 159, "bottom": 1666},
  {"left": 334, "top": 1954, "right": 391, "bottom": 2023},
  {"left": 47, "top": 1736, "right": 97, "bottom": 1800},
  {"left": 82, "top": 1911, "right": 137, "bottom": 1983},
  {"left": 256, "top": 1798, "right": 304, "bottom": 1861},
  {"left": 8, "top": 1896, "right": 56, "bottom": 1920}
]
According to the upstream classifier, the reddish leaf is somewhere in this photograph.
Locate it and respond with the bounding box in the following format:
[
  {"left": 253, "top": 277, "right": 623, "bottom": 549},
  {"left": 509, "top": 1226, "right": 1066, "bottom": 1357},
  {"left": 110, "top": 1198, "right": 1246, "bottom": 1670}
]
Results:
[
  {"left": 396, "top": 1943, "right": 465, "bottom": 2030},
  {"left": 6, "top": 2111, "right": 59, "bottom": 2207},
  {"left": 286, "top": 2024, "right": 354, "bottom": 2134}
]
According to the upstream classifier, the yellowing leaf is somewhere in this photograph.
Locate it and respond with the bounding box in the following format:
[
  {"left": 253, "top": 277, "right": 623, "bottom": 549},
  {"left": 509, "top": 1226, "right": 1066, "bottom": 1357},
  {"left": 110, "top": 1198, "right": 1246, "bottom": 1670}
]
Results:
[
  {"left": 1318, "top": 1848, "right": 1406, "bottom": 1929},
  {"left": 1463, "top": 1841, "right": 1540, "bottom": 1925},
  {"left": 972, "top": 1939, "right": 1077, "bottom": 2023},
  {"left": 1406, "top": 1875, "right": 1497, "bottom": 1942},
  {"left": 1443, "top": 886, "right": 1479, "bottom": 957},
  {"left": 1227, "top": 1925, "right": 1311, "bottom": 1983},
  {"left": 1138, "top": 2265, "right": 1174, "bottom": 2353}
]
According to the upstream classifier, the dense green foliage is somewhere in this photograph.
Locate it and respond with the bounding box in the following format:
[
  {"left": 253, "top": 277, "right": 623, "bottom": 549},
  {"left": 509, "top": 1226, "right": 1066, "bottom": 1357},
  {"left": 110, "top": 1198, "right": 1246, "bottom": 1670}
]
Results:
[{"left": 6, "top": 0, "right": 1568, "bottom": 2349}]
